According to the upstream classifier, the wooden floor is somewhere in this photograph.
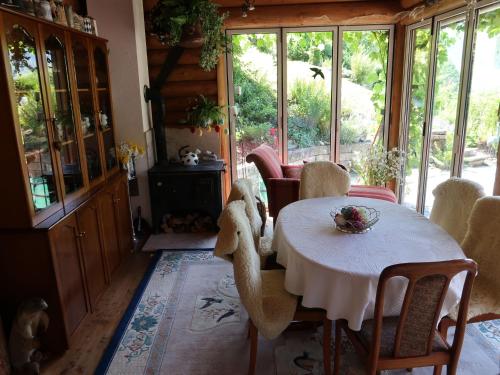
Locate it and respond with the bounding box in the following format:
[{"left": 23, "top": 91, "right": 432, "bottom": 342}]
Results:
[{"left": 42, "top": 251, "right": 153, "bottom": 374}]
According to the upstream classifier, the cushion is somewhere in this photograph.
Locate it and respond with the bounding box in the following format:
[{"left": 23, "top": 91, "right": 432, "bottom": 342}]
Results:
[
  {"left": 357, "top": 317, "right": 448, "bottom": 357},
  {"left": 348, "top": 185, "right": 397, "bottom": 203},
  {"left": 282, "top": 165, "right": 303, "bottom": 179}
]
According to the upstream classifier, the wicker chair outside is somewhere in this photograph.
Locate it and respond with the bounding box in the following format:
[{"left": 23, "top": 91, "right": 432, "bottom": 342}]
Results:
[{"left": 334, "top": 259, "right": 477, "bottom": 375}]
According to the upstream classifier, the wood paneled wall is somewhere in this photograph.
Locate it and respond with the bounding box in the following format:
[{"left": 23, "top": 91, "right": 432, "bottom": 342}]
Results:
[{"left": 143, "top": 1, "right": 219, "bottom": 128}]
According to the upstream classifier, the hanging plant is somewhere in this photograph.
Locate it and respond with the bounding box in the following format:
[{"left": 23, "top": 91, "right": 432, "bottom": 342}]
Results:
[
  {"left": 181, "top": 95, "right": 226, "bottom": 135},
  {"left": 147, "top": 0, "right": 228, "bottom": 71}
]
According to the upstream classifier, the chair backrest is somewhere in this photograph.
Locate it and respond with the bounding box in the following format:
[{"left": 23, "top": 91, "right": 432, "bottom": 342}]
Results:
[
  {"left": 370, "top": 259, "right": 477, "bottom": 364},
  {"left": 227, "top": 179, "right": 263, "bottom": 249},
  {"left": 299, "top": 161, "right": 351, "bottom": 199},
  {"left": 461, "top": 196, "right": 500, "bottom": 290},
  {"left": 246, "top": 144, "right": 283, "bottom": 181},
  {"left": 214, "top": 200, "right": 264, "bottom": 321},
  {"left": 430, "top": 178, "right": 484, "bottom": 244}
]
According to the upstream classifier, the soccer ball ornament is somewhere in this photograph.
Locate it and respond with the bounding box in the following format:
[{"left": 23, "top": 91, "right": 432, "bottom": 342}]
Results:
[{"left": 178, "top": 145, "right": 201, "bottom": 166}]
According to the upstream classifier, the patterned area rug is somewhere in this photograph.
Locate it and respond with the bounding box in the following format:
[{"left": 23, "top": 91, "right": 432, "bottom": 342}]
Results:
[{"left": 96, "top": 251, "right": 500, "bottom": 375}]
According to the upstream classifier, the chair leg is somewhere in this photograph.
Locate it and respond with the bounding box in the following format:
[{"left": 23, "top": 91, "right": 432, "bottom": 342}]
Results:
[
  {"left": 433, "top": 365, "right": 442, "bottom": 375},
  {"left": 333, "top": 321, "right": 341, "bottom": 375},
  {"left": 248, "top": 320, "right": 258, "bottom": 375},
  {"left": 323, "top": 319, "right": 332, "bottom": 375}
]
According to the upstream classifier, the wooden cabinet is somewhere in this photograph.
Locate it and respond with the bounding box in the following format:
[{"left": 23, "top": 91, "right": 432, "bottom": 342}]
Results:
[
  {"left": 0, "top": 8, "right": 118, "bottom": 228},
  {"left": 0, "top": 7, "right": 132, "bottom": 354},
  {"left": 76, "top": 197, "right": 108, "bottom": 309},
  {"left": 99, "top": 183, "right": 122, "bottom": 276},
  {"left": 50, "top": 214, "right": 89, "bottom": 337}
]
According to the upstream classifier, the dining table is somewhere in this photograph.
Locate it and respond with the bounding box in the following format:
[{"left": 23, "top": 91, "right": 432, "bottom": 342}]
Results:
[{"left": 272, "top": 196, "right": 466, "bottom": 331}]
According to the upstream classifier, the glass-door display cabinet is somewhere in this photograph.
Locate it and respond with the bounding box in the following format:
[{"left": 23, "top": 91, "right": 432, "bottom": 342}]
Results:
[
  {"left": 0, "top": 9, "right": 119, "bottom": 228},
  {"left": 0, "top": 7, "right": 131, "bottom": 354}
]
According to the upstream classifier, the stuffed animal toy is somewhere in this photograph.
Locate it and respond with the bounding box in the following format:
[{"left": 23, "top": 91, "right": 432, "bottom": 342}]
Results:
[
  {"left": 178, "top": 145, "right": 201, "bottom": 166},
  {"left": 9, "top": 298, "right": 49, "bottom": 375}
]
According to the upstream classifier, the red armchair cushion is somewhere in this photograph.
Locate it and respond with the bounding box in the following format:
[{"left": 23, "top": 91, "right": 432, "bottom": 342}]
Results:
[
  {"left": 282, "top": 165, "right": 303, "bottom": 179},
  {"left": 246, "top": 144, "right": 283, "bottom": 180},
  {"left": 348, "top": 185, "right": 397, "bottom": 203}
]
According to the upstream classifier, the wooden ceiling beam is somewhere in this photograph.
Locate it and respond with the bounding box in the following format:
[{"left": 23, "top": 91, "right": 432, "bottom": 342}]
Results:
[{"left": 222, "top": 1, "right": 404, "bottom": 28}]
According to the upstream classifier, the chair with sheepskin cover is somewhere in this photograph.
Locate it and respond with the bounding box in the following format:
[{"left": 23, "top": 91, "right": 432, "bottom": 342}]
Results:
[
  {"left": 214, "top": 200, "right": 332, "bottom": 375},
  {"left": 438, "top": 196, "right": 500, "bottom": 344},
  {"left": 227, "top": 179, "right": 273, "bottom": 259},
  {"left": 299, "top": 161, "right": 351, "bottom": 200},
  {"left": 430, "top": 177, "right": 484, "bottom": 244}
]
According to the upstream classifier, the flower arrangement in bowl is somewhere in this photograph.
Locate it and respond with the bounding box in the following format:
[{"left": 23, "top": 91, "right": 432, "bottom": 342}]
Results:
[{"left": 330, "top": 206, "right": 380, "bottom": 234}]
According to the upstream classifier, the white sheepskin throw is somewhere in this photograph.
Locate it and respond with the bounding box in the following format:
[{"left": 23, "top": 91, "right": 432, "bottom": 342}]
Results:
[
  {"left": 299, "top": 161, "right": 350, "bottom": 200},
  {"left": 430, "top": 178, "right": 484, "bottom": 244},
  {"left": 227, "top": 179, "right": 274, "bottom": 260},
  {"left": 214, "top": 201, "right": 297, "bottom": 339},
  {"left": 448, "top": 196, "right": 500, "bottom": 320},
  {"left": 227, "top": 179, "right": 263, "bottom": 249}
]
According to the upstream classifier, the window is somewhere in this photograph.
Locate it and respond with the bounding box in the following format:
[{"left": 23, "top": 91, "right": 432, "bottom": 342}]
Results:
[
  {"left": 227, "top": 27, "right": 394, "bottom": 200},
  {"left": 400, "top": 1, "right": 500, "bottom": 215}
]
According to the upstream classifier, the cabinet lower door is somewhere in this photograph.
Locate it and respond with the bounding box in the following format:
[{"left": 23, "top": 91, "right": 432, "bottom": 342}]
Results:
[
  {"left": 50, "top": 214, "right": 88, "bottom": 336},
  {"left": 76, "top": 198, "right": 107, "bottom": 309},
  {"left": 99, "top": 187, "right": 121, "bottom": 275},
  {"left": 115, "top": 178, "right": 133, "bottom": 256}
]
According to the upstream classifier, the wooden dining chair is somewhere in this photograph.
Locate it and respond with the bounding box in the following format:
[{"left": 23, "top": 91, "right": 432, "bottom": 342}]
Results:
[
  {"left": 334, "top": 259, "right": 478, "bottom": 375},
  {"left": 430, "top": 178, "right": 484, "bottom": 244},
  {"left": 299, "top": 161, "right": 351, "bottom": 200},
  {"left": 215, "top": 201, "right": 331, "bottom": 375}
]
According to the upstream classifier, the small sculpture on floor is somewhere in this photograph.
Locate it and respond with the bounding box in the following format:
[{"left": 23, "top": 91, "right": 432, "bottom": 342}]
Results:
[{"left": 9, "top": 298, "right": 49, "bottom": 375}]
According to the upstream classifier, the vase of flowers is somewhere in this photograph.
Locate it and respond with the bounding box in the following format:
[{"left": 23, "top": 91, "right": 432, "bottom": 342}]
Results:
[
  {"left": 117, "top": 141, "right": 145, "bottom": 180},
  {"left": 353, "top": 145, "right": 405, "bottom": 186}
]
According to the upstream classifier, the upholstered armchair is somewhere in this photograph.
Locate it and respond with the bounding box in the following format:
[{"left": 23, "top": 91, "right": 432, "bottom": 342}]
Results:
[
  {"left": 245, "top": 145, "right": 302, "bottom": 219},
  {"left": 246, "top": 144, "right": 397, "bottom": 219}
]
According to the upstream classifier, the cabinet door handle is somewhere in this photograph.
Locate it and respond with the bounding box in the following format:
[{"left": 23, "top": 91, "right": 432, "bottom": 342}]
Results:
[
  {"left": 113, "top": 198, "right": 121, "bottom": 203},
  {"left": 76, "top": 231, "right": 86, "bottom": 238}
]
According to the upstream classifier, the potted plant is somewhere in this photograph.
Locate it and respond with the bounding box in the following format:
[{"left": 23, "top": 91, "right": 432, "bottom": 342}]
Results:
[
  {"left": 148, "top": 0, "right": 228, "bottom": 71},
  {"left": 181, "top": 95, "right": 227, "bottom": 136}
]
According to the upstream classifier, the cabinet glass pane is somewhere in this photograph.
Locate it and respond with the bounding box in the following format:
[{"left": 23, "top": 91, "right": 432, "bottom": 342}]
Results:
[
  {"left": 402, "top": 27, "right": 432, "bottom": 210},
  {"left": 44, "top": 34, "right": 83, "bottom": 195},
  {"left": 462, "top": 6, "right": 500, "bottom": 194},
  {"left": 286, "top": 31, "right": 333, "bottom": 164},
  {"left": 340, "top": 30, "right": 390, "bottom": 184},
  {"left": 424, "top": 18, "right": 466, "bottom": 215},
  {"left": 94, "top": 46, "right": 116, "bottom": 170},
  {"left": 6, "top": 24, "right": 58, "bottom": 212},
  {"left": 72, "top": 40, "right": 102, "bottom": 181}
]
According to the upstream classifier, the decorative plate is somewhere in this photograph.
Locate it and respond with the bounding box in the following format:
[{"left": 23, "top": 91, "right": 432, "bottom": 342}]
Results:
[{"left": 330, "top": 205, "right": 380, "bottom": 234}]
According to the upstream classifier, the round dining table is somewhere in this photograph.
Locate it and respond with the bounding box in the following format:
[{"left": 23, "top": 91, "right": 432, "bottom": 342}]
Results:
[{"left": 273, "top": 196, "right": 466, "bottom": 330}]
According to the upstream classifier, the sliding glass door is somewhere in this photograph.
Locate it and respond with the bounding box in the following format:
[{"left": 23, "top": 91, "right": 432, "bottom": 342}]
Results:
[
  {"left": 400, "top": 23, "right": 432, "bottom": 210},
  {"left": 284, "top": 30, "right": 335, "bottom": 165},
  {"left": 227, "top": 26, "right": 394, "bottom": 188},
  {"left": 338, "top": 27, "right": 392, "bottom": 182},
  {"left": 400, "top": 0, "right": 499, "bottom": 215},
  {"left": 461, "top": 4, "right": 500, "bottom": 194},
  {"left": 227, "top": 31, "right": 281, "bottom": 201}
]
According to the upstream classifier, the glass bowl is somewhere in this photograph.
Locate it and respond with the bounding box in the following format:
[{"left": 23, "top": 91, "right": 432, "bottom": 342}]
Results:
[{"left": 330, "top": 205, "right": 380, "bottom": 234}]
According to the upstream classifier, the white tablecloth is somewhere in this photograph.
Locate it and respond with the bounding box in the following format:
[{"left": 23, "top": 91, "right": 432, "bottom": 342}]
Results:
[{"left": 273, "top": 196, "right": 466, "bottom": 330}]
